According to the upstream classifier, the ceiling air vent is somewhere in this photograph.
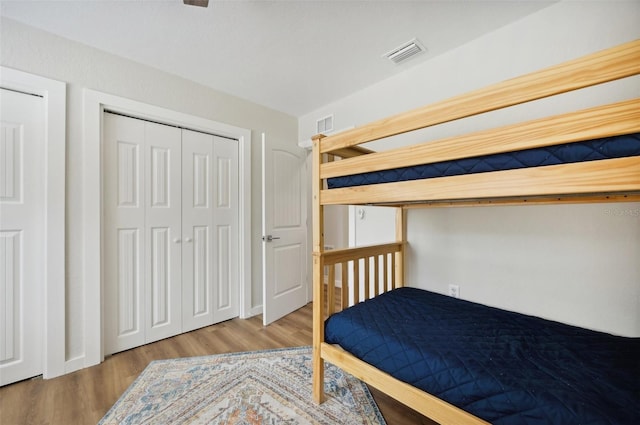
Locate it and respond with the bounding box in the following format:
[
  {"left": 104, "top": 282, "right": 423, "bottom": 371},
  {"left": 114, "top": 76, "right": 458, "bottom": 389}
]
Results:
[
  {"left": 183, "top": 0, "right": 209, "bottom": 7},
  {"left": 383, "top": 38, "right": 426, "bottom": 65}
]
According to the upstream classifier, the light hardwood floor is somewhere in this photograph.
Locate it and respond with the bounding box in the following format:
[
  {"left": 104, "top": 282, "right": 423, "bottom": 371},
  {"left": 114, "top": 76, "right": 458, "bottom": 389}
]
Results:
[{"left": 0, "top": 303, "right": 436, "bottom": 425}]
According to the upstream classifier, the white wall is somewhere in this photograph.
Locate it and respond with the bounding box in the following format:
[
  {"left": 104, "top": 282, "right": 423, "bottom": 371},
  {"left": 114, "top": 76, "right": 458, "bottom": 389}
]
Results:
[
  {"left": 300, "top": 1, "right": 640, "bottom": 337},
  {"left": 1, "top": 18, "right": 298, "bottom": 362}
]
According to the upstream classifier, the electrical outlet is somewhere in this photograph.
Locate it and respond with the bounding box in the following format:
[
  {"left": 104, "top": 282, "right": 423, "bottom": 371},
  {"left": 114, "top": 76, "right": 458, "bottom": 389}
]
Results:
[{"left": 448, "top": 284, "right": 460, "bottom": 298}]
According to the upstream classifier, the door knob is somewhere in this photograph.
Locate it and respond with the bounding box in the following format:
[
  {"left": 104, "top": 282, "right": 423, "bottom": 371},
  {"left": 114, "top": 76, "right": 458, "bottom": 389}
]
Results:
[
  {"left": 173, "top": 238, "right": 181, "bottom": 243},
  {"left": 184, "top": 237, "right": 193, "bottom": 243},
  {"left": 262, "top": 235, "right": 280, "bottom": 242}
]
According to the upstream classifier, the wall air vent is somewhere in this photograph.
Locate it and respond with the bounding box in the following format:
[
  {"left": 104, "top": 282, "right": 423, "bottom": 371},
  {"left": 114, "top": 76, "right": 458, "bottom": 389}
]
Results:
[
  {"left": 316, "top": 115, "right": 334, "bottom": 134},
  {"left": 383, "top": 38, "right": 426, "bottom": 65}
]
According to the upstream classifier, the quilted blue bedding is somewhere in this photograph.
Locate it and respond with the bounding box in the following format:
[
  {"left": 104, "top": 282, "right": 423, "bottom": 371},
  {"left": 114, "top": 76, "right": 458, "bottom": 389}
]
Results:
[
  {"left": 327, "top": 133, "right": 640, "bottom": 189},
  {"left": 324, "top": 288, "right": 640, "bottom": 424}
]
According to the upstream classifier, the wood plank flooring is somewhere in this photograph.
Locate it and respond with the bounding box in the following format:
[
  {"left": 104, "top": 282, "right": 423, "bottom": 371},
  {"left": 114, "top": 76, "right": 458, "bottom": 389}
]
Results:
[{"left": 0, "top": 303, "right": 436, "bottom": 425}]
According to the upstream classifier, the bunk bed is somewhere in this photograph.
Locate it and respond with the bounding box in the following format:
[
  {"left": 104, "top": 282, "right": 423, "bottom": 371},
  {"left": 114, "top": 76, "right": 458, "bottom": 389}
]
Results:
[{"left": 311, "top": 40, "right": 640, "bottom": 425}]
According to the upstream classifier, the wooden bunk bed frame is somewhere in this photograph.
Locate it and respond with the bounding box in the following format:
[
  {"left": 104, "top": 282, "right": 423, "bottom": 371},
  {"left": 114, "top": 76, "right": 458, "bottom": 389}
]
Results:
[{"left": 312, "top": 40, "right": 640, "bottom": 424}]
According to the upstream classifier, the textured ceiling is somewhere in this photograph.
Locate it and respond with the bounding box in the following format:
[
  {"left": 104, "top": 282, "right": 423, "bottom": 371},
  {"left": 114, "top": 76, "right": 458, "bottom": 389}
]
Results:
[{"left": 0, "top": 0, "right": 556, "bottom": 116}]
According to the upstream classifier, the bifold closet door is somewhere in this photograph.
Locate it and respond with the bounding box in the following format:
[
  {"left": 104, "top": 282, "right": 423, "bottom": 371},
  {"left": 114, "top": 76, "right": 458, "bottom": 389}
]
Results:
[
  {"left": 104, "top": 114, "right": 182, "bottom": 354},
  {"left": 210, "top": 135, "right": 239, "bottom": 324},
  {"left": 182, "top": 130, "right": 239, "bottom": 331},
  {"left": 144, "top": 122, "right": 182, "bottom": 344},
  {"left": 104, "top": 114, "right": 239, "bottom": 355}
]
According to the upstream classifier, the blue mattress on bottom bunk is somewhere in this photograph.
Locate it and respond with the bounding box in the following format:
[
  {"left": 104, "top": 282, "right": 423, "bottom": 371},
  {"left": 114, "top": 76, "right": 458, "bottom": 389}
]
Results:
[
  {"left": 324, "top": 287, "right": 640, "bottom": 425},
  {"left": 327, "top": 133, "right": 640, "bottom": 189}
]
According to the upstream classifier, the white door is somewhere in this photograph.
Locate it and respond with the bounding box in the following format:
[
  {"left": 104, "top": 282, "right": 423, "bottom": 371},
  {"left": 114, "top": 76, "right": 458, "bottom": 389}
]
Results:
[
  {"left": 0, "top": 89, "right": 44, "bottom": 385},
  {"left": 104, "top": 113, "right": 239, "bottom": 354},
  {"left": 182, "top": 130, "right": 239, "bottom": 331},
  {"left": 261, "top": 133, "right": 308, "bottom": 325}
]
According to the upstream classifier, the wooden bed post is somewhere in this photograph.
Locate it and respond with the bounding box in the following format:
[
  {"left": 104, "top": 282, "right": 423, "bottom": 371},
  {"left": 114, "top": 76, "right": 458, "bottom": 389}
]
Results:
[
  {"left": 395, "top": 207, "right": 406, "bottom": 288},
  {"left": 312, "top": 134, "right": 325, "bottom": 403}
]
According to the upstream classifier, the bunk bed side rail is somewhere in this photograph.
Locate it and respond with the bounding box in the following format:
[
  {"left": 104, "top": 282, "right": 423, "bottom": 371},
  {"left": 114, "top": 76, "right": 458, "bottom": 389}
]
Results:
[
  {"left": 320, "top": 99, "right": 640, "bottom": 180},
  {"left": 320, "top": 156, "right": 640, "bottom": 205},
  {"left": 320, "top": 343, "right": 491, "bottom": 425},
  {"left": 319, "top": 39, "right": 640, "bottom": 153}
]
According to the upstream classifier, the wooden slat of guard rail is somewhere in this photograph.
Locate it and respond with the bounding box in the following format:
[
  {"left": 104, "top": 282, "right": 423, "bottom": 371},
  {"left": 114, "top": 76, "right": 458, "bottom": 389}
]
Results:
[
  {"left": 373, "top": 255, "right": 380, "bottom": 296},
  {"left": 320, "top": 99, "right": 640, "bottom": 179},
  {"left": 389, "top": 253, "right": 395, "bottom": 290},
  {"left": 364, "top": 257, "right": 370, "bottom": 301},
  {"left": 327, "top": 266, "right": 335, "bottom": 316},
  {"left": 353, "top": 263, "right": 360, "bottom": 306},
  {"left": 341, "top": 265, "right": 348, "bottom": 310},
  {"left": 319, "top": 39, "right": 640, "bottom": 153}
]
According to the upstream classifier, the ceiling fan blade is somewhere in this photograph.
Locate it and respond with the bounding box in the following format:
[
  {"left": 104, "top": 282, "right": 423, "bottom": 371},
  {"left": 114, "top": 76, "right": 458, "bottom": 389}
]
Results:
[{"left": 183, "top": 0, "right": 209, "bottom": 7}]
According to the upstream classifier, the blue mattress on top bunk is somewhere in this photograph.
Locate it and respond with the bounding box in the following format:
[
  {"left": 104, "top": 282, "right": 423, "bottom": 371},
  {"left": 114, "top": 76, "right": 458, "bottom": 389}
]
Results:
[
  {"left": 324, "top": 287, "right": 640, "bottom": 425},
  {"left": 326, "top": 133, "right": 640, "bottom": 189}
]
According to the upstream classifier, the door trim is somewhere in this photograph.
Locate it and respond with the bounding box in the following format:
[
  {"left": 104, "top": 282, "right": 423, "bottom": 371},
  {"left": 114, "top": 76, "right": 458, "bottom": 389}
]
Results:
[
  {"left": 82, "top": 90, "right": 251, "bottom": 369},
  {"left": 0, "top": 67, "right": 67, "bottom": 379}
]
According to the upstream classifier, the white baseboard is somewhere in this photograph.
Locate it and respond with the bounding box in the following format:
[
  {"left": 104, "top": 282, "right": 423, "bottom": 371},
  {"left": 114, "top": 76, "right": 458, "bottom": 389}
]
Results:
[
  {"left": 64, "top": 356, "right": 86, "bottom": 375},
  {"left": 249, "top": 305, "right": 263, "bottom": 317}
]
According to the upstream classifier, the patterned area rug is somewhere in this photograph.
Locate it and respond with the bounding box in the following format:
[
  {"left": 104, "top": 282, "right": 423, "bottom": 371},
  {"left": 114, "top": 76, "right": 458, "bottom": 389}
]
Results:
[{"left": 99, "top": 346, "right": 386, "bottom": 424}]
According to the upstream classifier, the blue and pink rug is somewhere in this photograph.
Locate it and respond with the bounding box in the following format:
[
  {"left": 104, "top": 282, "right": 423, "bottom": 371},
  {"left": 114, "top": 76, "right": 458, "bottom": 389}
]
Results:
[{"left": 99, "top": 346, "right": 386, "bottom": 424}]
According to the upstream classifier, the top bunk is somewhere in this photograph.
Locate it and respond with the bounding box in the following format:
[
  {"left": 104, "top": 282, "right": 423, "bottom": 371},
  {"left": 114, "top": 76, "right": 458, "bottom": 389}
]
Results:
[{"left": 312, "top": 39, "right": 640, "bottom": 208}]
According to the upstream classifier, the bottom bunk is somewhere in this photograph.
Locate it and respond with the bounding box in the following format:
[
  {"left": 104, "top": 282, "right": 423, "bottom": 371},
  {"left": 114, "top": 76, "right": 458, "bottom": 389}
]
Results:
[{"left": 322, "top": 287, "right": 640, "bottom": 425}]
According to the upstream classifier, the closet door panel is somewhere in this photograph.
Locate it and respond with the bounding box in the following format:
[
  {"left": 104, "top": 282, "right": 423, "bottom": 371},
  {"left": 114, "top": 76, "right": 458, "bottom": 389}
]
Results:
[
  {"left": 104, "top": 114, "right": 146, "bottom": 354},
  {"left": 181, "top": 130, "right": 215, "bottom": 332},
  {"left": 212, "top": 136, "right": 239, "bottom": 323},
  {"left": 144, "top": 122, "right": 182, "bottom": 343}
]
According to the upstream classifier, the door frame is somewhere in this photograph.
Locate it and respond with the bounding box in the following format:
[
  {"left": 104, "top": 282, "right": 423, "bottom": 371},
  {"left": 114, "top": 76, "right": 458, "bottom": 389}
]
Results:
[
  {"left": 82, "top": 90, "right": 251, "bottom": 369},
  {"left": 0, "top": 67, "right": 67, "bottom": 379}
]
